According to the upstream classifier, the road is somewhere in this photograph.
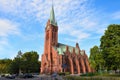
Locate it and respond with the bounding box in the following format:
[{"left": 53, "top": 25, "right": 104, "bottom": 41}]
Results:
[{"left": 0, "top": 75, "right": 64, "bottom": 80}]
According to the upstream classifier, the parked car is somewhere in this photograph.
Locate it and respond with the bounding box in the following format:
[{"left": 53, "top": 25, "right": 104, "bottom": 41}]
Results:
[
  {"left": 5, "top": 74, "right": 15, "bottom": 79},
  {"left": 19, "top": 73, "right": 34, "bottom": 78},
  {"left": 52, "top": 72, "right": 57, "bottom": 78},
  {"left": 1, "top": 74, "right": 5, "bottom": 77}
]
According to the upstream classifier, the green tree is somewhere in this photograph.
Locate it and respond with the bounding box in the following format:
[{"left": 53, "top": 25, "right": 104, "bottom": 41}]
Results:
[
  {"left": 89, "top": 46, "right": 104, "bottom": 72},
  {"left": 9, "top": 50, "right": 23, "bottom": 74},
  {"left": 100, "top": 24, "right": 120, "bottom": 71},
  {"left": 21, "top": 51, "right": 40, "bottom": 73},
  {"left": 9, "top": 51, "right": 40, "bottom": 74},
  {"left": 0, "top": 59, "right": 12, "bottom": 74}
]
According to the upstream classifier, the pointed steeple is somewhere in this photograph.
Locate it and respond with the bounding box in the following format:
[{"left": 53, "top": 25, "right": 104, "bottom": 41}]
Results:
[{"left": 50, "top": 3, "right": 57, "bottom": 26}]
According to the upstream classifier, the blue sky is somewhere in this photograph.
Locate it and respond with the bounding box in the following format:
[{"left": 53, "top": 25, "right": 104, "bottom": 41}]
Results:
[{"left": 0, "top": 0, "right": 120, "bottom": 60}]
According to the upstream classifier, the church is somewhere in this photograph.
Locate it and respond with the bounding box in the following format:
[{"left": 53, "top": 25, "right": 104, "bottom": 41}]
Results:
[{"left": 41, "top": 5, "right": 91, "bottom": 74}]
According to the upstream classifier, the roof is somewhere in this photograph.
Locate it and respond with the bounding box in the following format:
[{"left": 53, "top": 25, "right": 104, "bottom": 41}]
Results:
[
  {"left": 50, "top": 5, "right": 57, "bottom": 26},
  {"left": 53, "top": 43, "right": 83, "bottom": 55}
]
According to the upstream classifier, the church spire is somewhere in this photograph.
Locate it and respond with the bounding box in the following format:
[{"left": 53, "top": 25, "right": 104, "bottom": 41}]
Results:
[{"left": 50, "top": 1, "right": 57, "bottom": 26}]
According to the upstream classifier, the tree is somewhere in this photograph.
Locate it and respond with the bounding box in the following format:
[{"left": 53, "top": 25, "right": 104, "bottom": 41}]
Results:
[
  {"left": 9, "top": 51, "right": 40, "bottom": 74},
  {"left": 21, "top": 51, "right": 40, "bottom": 73},
  {"left": 89, "top": 46, "right": 104, "bottom": 72},
  {"left": 9, "top": 51, "right": 23, "bottom": 74},
  {"left": 100, "top": 24, "right": 120, "bottom": 71},
  {"left": 0, "top": 59, "right": 12, "bottom": 74}
]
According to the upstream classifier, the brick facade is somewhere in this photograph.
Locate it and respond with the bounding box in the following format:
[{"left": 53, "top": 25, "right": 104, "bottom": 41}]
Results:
[{"left": 41, "top": 6, "right": 91, "bottom": 74}]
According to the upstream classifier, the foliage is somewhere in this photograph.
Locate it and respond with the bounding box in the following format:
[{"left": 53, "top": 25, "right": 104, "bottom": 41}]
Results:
[
  {"left": 81, "top": 72, "right": 120, "bottom": 77},
  {"left": 89, "top": 46, "right": 104, "bottom": 72},
  {"left": 58, "top": 72, "right": 70, "bottom": 76},
  {"left": 80, "top": 72, "right": 97, "bottom": 76},
  {"left": 21, "top": 51, "right": 40, "bottom": 73},
  {"left": 9, "top": 51, "right": 40, "bottom": 74},
  {"left": 65, "top": 75, "right": 120, "bottom": 80},
  {"left": 90, "top": 24, "right": 120, "bottom": 72},
  {"left": 0, "top": 59, "right": 12, "bottom": 73},
  {"left": 100, "top": 24, "right": 120, "bottom": 70},
  {"left": 9, "top": 50, "right": 23, "bottom": 74}
]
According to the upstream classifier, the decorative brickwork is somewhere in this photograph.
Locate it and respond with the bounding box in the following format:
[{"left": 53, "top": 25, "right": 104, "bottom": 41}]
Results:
[{"left": 41, "top": 6, "right": 91, "bottom": 74}]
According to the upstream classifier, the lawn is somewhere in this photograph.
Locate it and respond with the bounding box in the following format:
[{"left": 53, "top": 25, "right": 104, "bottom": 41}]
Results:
[{"left": 64, "top": 73, "right": 120, "bottom": 80}]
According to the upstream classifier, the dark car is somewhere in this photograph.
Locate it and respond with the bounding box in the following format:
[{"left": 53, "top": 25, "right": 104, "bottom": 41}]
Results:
[
  {"left": 5, "top": 74, "right": 15, "bottom": 79},
  {"left": 51, "top": 72, "right": 57, "bottom": 78},
  {"left": 1, "top": 74, "right": 5, "bottom": 77},
  {"left": 20, "top": 73, "right": 34, "bottom": 78}
]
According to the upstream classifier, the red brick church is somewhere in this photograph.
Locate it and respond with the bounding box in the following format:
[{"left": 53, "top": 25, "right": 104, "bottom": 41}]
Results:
[{"left": 41, "top": 5, "right": 91, "bottom": 74}]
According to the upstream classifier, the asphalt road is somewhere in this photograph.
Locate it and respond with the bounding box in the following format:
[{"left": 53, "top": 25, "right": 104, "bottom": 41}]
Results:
[{"left": 0, "top": 75, "right": 64, "bottom": 80}]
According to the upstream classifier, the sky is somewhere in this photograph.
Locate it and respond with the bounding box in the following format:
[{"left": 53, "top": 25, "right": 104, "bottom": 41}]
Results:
[{"left": 0, "top": 0, "right": 120, "bottom": 60}]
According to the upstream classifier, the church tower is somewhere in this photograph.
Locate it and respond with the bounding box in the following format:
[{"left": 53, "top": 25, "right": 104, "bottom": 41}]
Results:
[
  {"left": 44, "top": 5, "right": 58, "bottom": 54},
  {"left": 41, "top": 2, "right": 91, "bottom": 74},
  {"left": 42, "top": 5, "right": 58, "bottom": 73}
]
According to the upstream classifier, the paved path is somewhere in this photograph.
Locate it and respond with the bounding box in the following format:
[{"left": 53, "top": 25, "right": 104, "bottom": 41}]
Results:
[{"left": 0, "top": 75, "right": 64, "bottom": 80}]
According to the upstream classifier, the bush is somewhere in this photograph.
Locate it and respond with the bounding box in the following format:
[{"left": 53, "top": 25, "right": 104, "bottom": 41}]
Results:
[
  {"left": 58, "top": 72, "right": 70, "bottom": 76},
  {"left": 80, "top": 72, "right": 96, "bottom": 76},
  {"left": 65, "top": 76, "right": 120, "bottom": 80},
  {"left": 58, "top": 72, "right": 65, "bottom": 76},
  {"left": 65, "top": 72, "right": 70, "bottom": 75}
]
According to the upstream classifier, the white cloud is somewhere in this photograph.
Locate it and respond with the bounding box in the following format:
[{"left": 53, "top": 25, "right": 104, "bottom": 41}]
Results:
[
  {"left": 0, "top": 0, "right": 109, "bottom": 36},
  {"left": 0, "top": 0, "right": 92, "bottom": 21},
  {"left": 0, "top": 19, "right": 20, "bottom": 37},
  {"left": 0, "top": 37, "right": 16, "bottom": 59},
  {"left": 0, "top": 18, "right": 20, "bottom": 53},
  {"left": 21, "top": 33, "right": 44, "bottom": 41},
  {"left": 111, "top": 11, "right": 120, "bottom": 20},
  {"left": 0, "top": 37, "right": 9, "bottom": 51},
  {"left": 64, "top": 31, "right": 90, "bottom": 43},
  {"left": 0, "top": 0, "right": 110, "bottom": 57}
]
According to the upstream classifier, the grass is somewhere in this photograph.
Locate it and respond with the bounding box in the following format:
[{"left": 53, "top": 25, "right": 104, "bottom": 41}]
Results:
[{"left": 64, "top": 72, "right": 120, "bottom": 80}]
